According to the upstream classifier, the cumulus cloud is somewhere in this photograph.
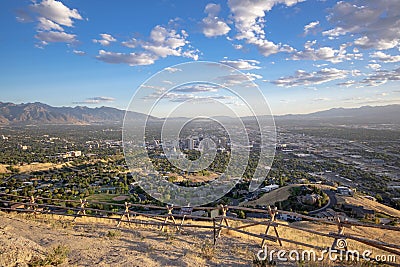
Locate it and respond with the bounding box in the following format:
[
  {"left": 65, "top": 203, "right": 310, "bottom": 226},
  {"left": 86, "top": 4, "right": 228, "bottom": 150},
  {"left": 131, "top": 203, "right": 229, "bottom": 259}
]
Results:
[
  {"left": 121, "top": 38, "right": 138, "bottom": 48},
  {"left": 96, "top": 50, "right": 157, "bottom": 66},
  {"left": 141, "top": 26, "right": 193, "bottom": 58},
  {"left": 164, "top": 67, "right": 182, "bottom": 73},
  {"left": 73, "top": 96, "right": 116, "bottom": 105},
  {"left": 37, "top": 17, "right": 63, "bottom": 31},
  {"left": 273, "top": 68, "right": 349, "bottom": 87},
  {"left": 370, "top": 51, "right": 400, "bottom": 63},
  {"left": 217, "top": 72, "right": 261, "bottom": 87},
  {"left": 93, "top": 33, "right": 117, "bottom": 46},
  {"left": 30, "top": 0, "right": 82, "bottom": 27},
  {"left": 367, "top": 63, "right": 381, "bottom": 70},
  {"left": 35, "top": 31, "right": 77, "bottom": 44},
  {"left": 73, "top": 49, "right": 85, "bottom": 56},
  {"left": 220, "top": 59, "right": 261, "bottom": 70},
  {"left": 174, "top": 84, "right": 219, "bottom": 93},
  {"left": 201, "top": 3, "right": 231, "bottom": 37},
  {"left": 164, "top": 93, "right": 234, "bottom": 103},
  {"left": 303, "top": 21, "right": 320, "bottom": 35},
  {"left": 337, "top": 80, "right": 357, "bottom": 87},
  {"left": 18, "top": 0, "right": 83, "bottom": 46},
  {"left": 292, "top": 40, "right": 362, "bottom": 63},
  {"left": 323, "top": 0, "right": 400, "bottom": 50},
  {"left": 227, "top": 0, "right": 303, "bottom": 57},
  {"left": 360, "top": 67, "right": 400, "bottom": 86},
  {"left": 99, "top": 25, "right": 199, "bottom": 66}
]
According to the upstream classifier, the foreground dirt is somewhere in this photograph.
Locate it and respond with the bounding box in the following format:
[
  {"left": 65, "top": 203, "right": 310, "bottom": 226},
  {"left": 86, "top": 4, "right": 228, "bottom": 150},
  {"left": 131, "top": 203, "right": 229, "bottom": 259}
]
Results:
[
  {"left": 1, "top": 211, "right": 398, "bottom": 267},
  {"left": 0, "top": 212, "right": 259, "bottom": 267}
]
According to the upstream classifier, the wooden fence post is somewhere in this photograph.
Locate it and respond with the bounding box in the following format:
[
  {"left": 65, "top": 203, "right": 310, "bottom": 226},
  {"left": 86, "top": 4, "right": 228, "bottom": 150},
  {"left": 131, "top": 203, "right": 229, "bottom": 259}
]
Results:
[
  {"left": 27, "top": 196, "right": 37, "bottom": 213},
  {"left": 73, "top": 198, "right": 87, "bottom": 222},
  {"left": 261, "top": 206, "right": 282, "bottom": 248},
  {"left": 179, "top": 206, "right": 193, "bottom": 232},
  {"left": 117, "top": 202, "right": 132, "bottom": 227},
  {"left": 217, "top": 204, "right": 229, "bottom": 238},
  {"left": 330, "top": 215, "right": 348, "bottom": 251},
  {"left": 160, "top": 205, "right": 179, "bottom": 232},
  {"left": 213, "top": 218, "right": 217, "bottom": 245}
]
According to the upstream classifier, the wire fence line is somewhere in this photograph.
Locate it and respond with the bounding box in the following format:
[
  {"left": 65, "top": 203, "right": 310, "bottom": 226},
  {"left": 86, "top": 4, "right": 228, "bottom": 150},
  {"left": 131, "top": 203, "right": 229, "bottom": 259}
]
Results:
[{"left": 0, "top": 192, "right": 399, "bottom": 265}]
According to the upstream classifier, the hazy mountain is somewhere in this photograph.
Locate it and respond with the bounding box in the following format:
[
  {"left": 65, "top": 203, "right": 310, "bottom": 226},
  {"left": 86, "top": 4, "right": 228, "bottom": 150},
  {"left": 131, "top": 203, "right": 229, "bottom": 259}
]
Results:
[
  {"left": 0, "top": 102, "right": 398, "bottom": 125},
  {"left": 275, "top": 105, "right": 400, "bottom": 125},
  {"left": 0, "top": 102, "right": 149, "bottom": 125}
]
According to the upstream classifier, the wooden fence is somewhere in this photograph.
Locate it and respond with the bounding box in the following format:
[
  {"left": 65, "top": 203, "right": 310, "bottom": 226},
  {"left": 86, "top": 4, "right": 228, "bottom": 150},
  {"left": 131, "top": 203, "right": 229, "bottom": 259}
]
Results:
[{"left": 0, "top": 192, "right": 399, "bottom": 266}]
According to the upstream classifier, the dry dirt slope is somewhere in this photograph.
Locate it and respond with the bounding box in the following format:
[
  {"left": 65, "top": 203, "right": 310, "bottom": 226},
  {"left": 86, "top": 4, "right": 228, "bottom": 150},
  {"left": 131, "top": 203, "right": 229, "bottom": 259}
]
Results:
[
  {"left": 0, "top": 212, "right": 258, "bottom": 267},
  {"left": 0, "top": 211, "right": 398, "bottom": 267}
]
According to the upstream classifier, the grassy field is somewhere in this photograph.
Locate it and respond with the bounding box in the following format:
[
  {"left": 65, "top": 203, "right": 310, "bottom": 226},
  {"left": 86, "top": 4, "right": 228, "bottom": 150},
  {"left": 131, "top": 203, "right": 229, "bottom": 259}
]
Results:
[
  {"left": 241, "top": 184, "right": 336, "bottom": 208},
  {"left": 240, "top": 184, "right": 296, "bottom": 207},
  {"left": 0, "top": 162, "right": 68, "bottom": 174},
  {"left": 343, "top": 194, "right": 400, "bottom": 218},
  {"left": 0, "top": 164, "right": 10, "bottom": 173}
]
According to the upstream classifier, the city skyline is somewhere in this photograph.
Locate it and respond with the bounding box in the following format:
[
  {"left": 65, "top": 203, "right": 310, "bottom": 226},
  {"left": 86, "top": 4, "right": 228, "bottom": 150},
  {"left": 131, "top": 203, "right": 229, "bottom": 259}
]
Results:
[{"left": 1, "top": 0, "right": 400, "bottom": 115}]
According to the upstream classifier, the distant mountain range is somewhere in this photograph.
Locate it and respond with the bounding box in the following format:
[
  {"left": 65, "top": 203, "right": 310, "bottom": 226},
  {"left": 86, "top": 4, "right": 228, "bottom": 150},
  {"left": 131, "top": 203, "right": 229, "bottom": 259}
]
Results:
[
  {"left": 0, "top": 101, "right": 399, "bottom": 125},
  {"left": 276, "top": 104, "right": 400, "bottom": 125},
  {"left": 0, "top": 102, "right": 147, "bottom": 125}
]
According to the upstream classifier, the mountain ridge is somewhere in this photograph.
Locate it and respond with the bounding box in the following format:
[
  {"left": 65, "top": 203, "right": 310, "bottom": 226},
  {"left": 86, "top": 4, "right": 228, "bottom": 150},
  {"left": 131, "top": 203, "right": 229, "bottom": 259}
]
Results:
[
  {"left": 0, "top": 101, "right": 148, "bottom": 125},
  {"left": 0, "top": 101, "right": 398, "bottom": 125}
]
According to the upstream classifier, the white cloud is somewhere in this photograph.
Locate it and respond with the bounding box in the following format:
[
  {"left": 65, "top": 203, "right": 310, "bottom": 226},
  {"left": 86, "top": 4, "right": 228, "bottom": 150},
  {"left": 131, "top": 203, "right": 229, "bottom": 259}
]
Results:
[
  {"left": 73, "top": 96, "right": 115, "bottom": 105},
  {"left": 96, "top": 50, "right": 156, "bottom": 66},
  {"left": 292, "top": 40, "right": 362, "bottom": 63},
  {"left": 273, "top": 68, "right": 349, "bottom": 87},
  {"left": 100, "top": 25, "right": 199, "bottom": 66},
  {"left": 30, "top": 0, "right": 82, "bottom": 27},
  {"left": 93, "top": 33, "right": 117, "bottom": 46},
  {"left": 165, "top": 93, "right": 234, "bottom": 103},
  {"left": 323, "top": 0, "right": 400, "bottom": 50},
  {"left": 367, "top": 63, "right": 381, "bottom": 70},
  {"left": 141, "top": 26, "right": 198, "bottom": 59},
  {"left": 18, "top": 0, "right": 84, "bottom": 46},
  {"left": 227, "top": 0, "right": 303, "bottom": 57},
  {"left": 35, "top": 31, "right": 77, "bottom": 44},
  {"left": 37, "top": 17, "right": 63, "bottom": 31},
  {"left": 370, "top": 51, "right": 400, "bottom": 63},
  {"left": 245, "top": 72, "right": 263, "bottom": 80},
  {"left": 360, "top": 67, "right": 400, "bottom": 86},
  {"left": 220, "top": 59, "right": 261, "bottom": 70},
  {"left": 201, "top": 3, "right": 231, "bottom": 37},
  {"left": 337, "top": 80, "right": 357, "bottom": 87},
  {"left": 174, "top": 84, "right": 219, "bottom": 93},
  {"left": 217, "top": 73, "right": 260, "bottom": 87},
  {"left": 313, "top": 97, "right": 330, "bottom": 102},
  {"left": 73, "top": 49, "right": 85, "bottom": 56},
  {"left": 182, "top": 49, "right": 200, "bottom": 61},
  {"left": 164, "top": 67, "right": 182, "bottom": 73},
  {"left": 121, "top": 38, "right": 138, "bottom": 48},
  {"left": 304, "top": 21, "right": 319, "bottom": 35}
]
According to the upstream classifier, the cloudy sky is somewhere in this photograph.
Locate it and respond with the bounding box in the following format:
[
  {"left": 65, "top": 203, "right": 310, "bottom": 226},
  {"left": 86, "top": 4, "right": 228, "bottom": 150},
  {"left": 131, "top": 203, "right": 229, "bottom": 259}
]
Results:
[{"left": 1, "top": 0, "right": 400, "bottom": 115}]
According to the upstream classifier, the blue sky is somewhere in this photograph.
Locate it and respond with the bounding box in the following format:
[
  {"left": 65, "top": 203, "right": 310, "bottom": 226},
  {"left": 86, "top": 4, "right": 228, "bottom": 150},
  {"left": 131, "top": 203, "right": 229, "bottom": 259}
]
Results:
[{"left": 1, "top": 0, "right": 400, "bottom": 115}]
